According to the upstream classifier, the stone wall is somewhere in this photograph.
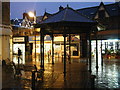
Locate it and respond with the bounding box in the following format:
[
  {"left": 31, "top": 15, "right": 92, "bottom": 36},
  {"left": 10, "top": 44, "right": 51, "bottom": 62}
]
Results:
[
  {"left": 2, "top": 2, "right": 10, "bottom": 25},
  {"left": 0, "top": 1, "right": 12, "bottom": 61}
]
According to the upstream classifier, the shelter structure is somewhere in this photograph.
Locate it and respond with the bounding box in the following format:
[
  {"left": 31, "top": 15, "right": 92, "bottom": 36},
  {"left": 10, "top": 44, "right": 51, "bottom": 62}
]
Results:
[{"left": 35, "top": 6, "right": 98, "bottom": 75}]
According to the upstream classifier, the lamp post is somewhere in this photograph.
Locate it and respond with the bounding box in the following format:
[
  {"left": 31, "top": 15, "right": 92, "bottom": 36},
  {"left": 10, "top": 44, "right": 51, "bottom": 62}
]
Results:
[{"left": 28, "top": 11, "right": 36, "bottom": 61}]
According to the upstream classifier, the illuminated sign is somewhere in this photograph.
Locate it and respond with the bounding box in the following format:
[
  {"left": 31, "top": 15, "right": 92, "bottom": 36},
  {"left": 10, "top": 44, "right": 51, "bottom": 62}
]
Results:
[{"left": 13, "top": 37, "right": 25, "bottom": 42}]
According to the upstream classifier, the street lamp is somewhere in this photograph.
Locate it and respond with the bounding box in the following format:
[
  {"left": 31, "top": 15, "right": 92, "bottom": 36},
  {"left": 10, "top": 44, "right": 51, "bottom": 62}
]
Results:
[
  {"left": 28, "top": 11, "right": 36, "bottom": 61},
  {"left": 28, "top": 12, "right": 35, "bottom": 17},
  {"left": 28, "top": 11, "right": 36, "bottom": 24}
]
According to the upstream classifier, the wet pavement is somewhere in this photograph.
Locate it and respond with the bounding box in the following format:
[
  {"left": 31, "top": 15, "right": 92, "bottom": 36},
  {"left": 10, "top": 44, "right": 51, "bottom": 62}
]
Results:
[
  {"left": 2, "top": 57, "right": 120, "bottom": 89},
  {"left": 91, "top": 58, "right": 120, "bottom": 89}
]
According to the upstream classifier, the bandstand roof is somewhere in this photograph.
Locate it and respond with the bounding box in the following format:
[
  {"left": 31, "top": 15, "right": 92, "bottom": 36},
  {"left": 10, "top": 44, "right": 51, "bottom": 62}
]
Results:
[
  {"left": 40, "top": 7, "right": 95, "bottom": 24},
  {"left": 35, "top": 6, "right": 97, "bottom": 34}
]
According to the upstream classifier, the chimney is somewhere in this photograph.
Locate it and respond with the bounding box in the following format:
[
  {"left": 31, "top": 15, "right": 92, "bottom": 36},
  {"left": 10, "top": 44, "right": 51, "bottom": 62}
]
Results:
[
  {"left": 59, "top": 6, "right": 64, "bottom": 11},
  {"left": 23, "top": 12, "right": 28, "bottom": 19}
]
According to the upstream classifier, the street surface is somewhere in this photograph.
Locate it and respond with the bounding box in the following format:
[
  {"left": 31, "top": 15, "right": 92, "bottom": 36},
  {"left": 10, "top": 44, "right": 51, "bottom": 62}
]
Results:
[{"left": 2, "top": 56, "right": 120, "bottom": 89}]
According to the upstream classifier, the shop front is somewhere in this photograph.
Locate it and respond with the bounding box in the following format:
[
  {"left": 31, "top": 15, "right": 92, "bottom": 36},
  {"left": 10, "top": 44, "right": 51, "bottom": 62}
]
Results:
[
  {"left": 91, "top": 39, "right": 120, "bottom": 59},
  {"left": 13, "top": 36, "right": 28, "bottom": 64},
  {"left": 29, "top": 35, "right": 51, "bottom": 61},
  {"left": 29, "top": 35, "right": 80, "bottom": 61}
]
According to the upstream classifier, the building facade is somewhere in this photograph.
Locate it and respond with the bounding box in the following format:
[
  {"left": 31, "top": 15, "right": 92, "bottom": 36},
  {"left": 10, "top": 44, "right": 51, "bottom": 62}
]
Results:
[
  {"left": 0, "top": 1, "right": 12, "bottom": 61},
  {"left": 77, "top": 2, "right": 120, "bottom": 57},
  {"left": 11, "top": 2, "right": 120, "bottom": 63}
]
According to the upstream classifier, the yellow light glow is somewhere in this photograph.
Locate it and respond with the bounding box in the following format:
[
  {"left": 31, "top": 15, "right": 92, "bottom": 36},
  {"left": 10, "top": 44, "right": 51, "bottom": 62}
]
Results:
[
  {"left": 28, "top": 12, "right": 35, "bottom": 17},
  {"left": 35, "top": 28, "right": 40, "bottom": 32}
]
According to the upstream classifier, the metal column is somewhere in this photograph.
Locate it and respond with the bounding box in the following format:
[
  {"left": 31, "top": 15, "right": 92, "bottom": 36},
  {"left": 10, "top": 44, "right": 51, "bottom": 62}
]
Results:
[
  {"left": 105, "top": 42, "right": 107, "bottom": 54},
  {"left": 88, "top": 33, "right": 92, "bottom": 73},
  {"left": 63, "top": 34, "right": 67, "bottom": 77},
  {"left": 40, "top": 32, "right": 43, "bottom": 69},
  {"left": 101, "top": 40, "right": 103, "bottom": 66},
  {"left": 80, "top": 35, "right": 82, "bottom": 58},
  {"left": 51, "top": 34, "right": 54, "bottom": 65},
  {"left": 96, "top": 33, "right": 98, "bottom": 70},
  {"left": 86, "top": 33, "right": 89, "bottom": 65},
  {"left": 34, "top": 29, "right": 36, "bottom": 62},
  {"left": 68, "top": 34, "right": 71, "bottom": 64},
  {"left": 42, "top": 33, "right": 45, "bottom": 70},
  {"left": 40, "top": 31, "right": 44, "bottom": 70}
]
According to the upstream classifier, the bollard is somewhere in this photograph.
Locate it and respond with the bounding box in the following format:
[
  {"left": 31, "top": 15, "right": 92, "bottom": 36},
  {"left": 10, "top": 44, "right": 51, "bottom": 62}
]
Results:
[
  {"left": 32, "top": 71, "right": 36, "bottom": 90},
  {"left": 48, "top": 53, "right": 50, "bottom": 62},
  {"left": 58, "top": 53, "right": 59, "bottom": 58},
  {"left": 37, "top": 69, "right": 43, "bottom": 82},
  {"left": 62, "top": 55, "right": 64, "bottom": 62},
  {"left": 90, "top": 75, "right": 96, "bottom": 89},
  {"left": 34, "top": 65, "right": 37, "bottom": 72}
]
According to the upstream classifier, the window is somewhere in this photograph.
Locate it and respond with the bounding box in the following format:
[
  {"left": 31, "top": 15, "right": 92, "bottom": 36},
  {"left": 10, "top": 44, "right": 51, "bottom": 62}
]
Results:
[{"left": 98, "top": 10, "right": 105, "bottom": 19}]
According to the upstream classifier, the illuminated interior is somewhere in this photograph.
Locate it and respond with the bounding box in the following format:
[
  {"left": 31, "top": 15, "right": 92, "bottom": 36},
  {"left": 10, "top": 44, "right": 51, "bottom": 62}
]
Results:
[
  {"left": 13, "top": 44, "right": 25, "bottom": 64},
  {"left": 91, "top": 39, "right": 120, "bottom": 59}
]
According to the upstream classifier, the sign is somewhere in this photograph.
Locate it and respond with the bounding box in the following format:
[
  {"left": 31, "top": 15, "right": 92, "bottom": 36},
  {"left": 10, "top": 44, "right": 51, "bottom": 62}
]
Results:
[
  {"left": 13, "top": 37, "right": 25, "bottom": 42},
  {"left": 29, "top": 36, "right": 40, "bottom": 42}
]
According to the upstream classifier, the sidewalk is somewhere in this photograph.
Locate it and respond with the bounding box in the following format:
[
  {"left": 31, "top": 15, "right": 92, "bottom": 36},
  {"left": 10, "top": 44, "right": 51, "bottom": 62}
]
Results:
[
  {"left": 91, "top": 58, "right": 120, "bottom": 89},
  {"left": 2, "top": 57, "right": 120, "bottom": 89},
  {"left": 36, "top": 62, "right": 91, "bottom": 88},
  {"left": 2, "top": 58, "right": 93, "bottom": 89}
]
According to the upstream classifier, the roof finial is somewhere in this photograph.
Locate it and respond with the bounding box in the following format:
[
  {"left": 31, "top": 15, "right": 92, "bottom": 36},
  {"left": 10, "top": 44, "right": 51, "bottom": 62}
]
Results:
[
  {"left": 67, "top": 4, "right": 69, "bottom": 7},
  {"left": 59, "top": 6, "right": 64, "bottom": 11},
  {"left": 101, "top": 0, "right": 104, "bottom": 3},
  {"left": 99, "top": 1, "right": 104, "bottom": 5}
]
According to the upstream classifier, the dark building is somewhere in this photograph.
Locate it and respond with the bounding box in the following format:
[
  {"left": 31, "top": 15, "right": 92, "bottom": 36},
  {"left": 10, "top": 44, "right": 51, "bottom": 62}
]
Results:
[
  {"left": 76, "top": 2, "right": 120, "bottom": 39},
  {"left": 11, "top": 2, "right": 120, "bottom": 59}
]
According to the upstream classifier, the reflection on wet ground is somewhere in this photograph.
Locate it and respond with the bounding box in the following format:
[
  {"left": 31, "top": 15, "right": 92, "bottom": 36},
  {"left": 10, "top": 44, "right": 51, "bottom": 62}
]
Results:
[
  {"left": 2, "top": 56, "right": 120, "bottom": 89},
  {"left": 91, "top": 58, "right": 120, "bottom": 88}
]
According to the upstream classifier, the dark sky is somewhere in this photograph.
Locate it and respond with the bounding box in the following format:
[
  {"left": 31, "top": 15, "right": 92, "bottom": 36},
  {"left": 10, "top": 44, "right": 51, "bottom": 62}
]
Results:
[{"left": 10, "top": 2, "right": 114, "bottom": 19}]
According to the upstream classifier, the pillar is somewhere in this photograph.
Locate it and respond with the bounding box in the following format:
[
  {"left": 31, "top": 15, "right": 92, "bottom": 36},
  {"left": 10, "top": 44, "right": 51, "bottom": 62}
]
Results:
[
  {"left": 42, "top": 33, "right": 45, "bottom": 70},
  {"left": 86, "top": 33, "right": 89, "bottom": 65},
  {"left": 79, "top": 34, "right": 81, "bottom": 59},
  {"left": 34, "top": 30, "right": 36, "bottom": 62},
  {"left": 105, "top": 42, "right": 107, "bottom": 54},
  {"left": 88, "top": 33, "right": 92, "bottom": 73},
  {"left": 101, "top": 40, "right": 103, "bottom": 66},
  {"left": 68, "top": 34, "right": 71, "bottom": 64},
  {"left": 40, "top": 32, "right": 43, "bottom": 68},
  {"left": 107, "top": 42, "right": 108, "bottom": 48},
  {"left": 80, "top": 34, "right": 87, "bottom": 58},
  {"left": 96, "top": 32, "right": 98, "bottom": 70},
  {"left": 80, "top": 35, "right": 82, "bottom": 57},
  {"left": 63, "top": 33, "right": 67, "bottom": 76},
  {"left": 117, "top": 42, "right": 119, "bottom": 50},
  {"left": 40, "top": 31, "right": 45, "bottom": 70},
  {"left": 51, "top": 34, "right": 54, "bottom": 65}
]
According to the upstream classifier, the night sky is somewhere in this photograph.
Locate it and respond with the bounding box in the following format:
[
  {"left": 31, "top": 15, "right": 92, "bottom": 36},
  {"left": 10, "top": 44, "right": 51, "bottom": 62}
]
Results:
[{"left": 10, "top": 2, "right": 114, "bottom": 19}]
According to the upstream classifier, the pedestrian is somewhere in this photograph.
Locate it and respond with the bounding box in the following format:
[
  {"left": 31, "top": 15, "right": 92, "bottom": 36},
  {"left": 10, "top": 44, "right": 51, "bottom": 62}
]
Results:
[{"left": 18, "top": 48, "right": 22, "bottom": 56}]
